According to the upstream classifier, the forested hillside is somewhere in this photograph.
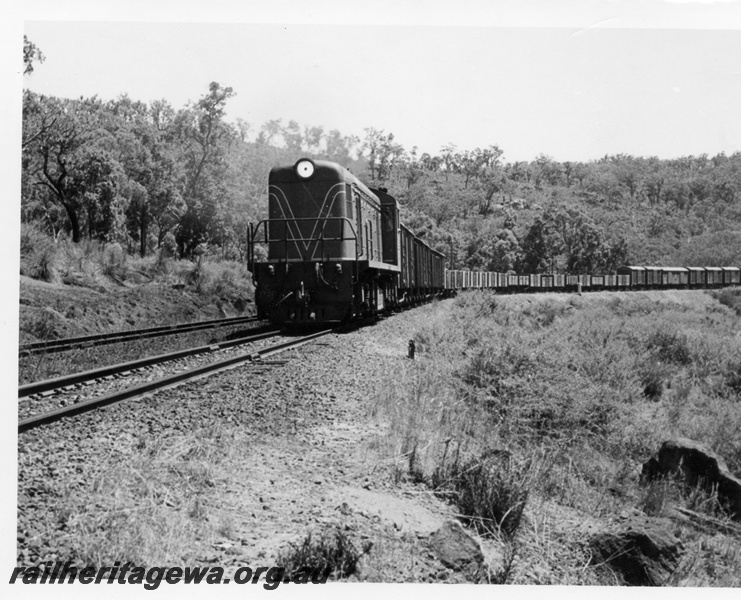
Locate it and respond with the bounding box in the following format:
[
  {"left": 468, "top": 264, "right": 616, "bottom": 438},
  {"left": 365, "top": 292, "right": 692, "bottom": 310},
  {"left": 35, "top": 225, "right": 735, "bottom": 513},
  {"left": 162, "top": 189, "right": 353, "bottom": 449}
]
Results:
[{"left": 21, "top": 37, "right": 741, "bottom": 274}]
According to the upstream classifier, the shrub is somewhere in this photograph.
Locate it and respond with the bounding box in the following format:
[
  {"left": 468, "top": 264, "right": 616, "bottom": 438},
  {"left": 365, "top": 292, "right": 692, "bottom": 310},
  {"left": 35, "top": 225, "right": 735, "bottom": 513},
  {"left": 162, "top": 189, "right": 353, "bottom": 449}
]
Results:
[
  {"left": 639, "top": 359, "right": 666, "bottom": 400},
  {"left": 646, "top": 328, "right": 692, "bottom": 365},
  {"left": 724, "top": 360, "right": 741, "bottom": 395},
  {"left": 27, "top": 308, "right": 60, "bottom": 340},
  {"left": 522, "top": 299, "right": 568, "bottom": 328},
  {"left": 202, "top": 261, "right": 254, "bottom": 297},
  {"left": 20, "top": 223, "right": 59, "bottom": 282},
  {"left": 27, "top": 243, "right": 59, "bottom": 283},
  {"left": 431, "top": 450, "right": 530, "bottom": 540},
  {"left": 102, "top": 243, "right": 127, "bottom": 282},
  {"left": 185, "top": 256, "right": 207, "bottom": 293},
  {"left": 276, "top": 529, "right": 362, "bottom": 580},
  {"left": 712, "top": 288, "right": 741, "bottom": 316},
  {"left": 458, "top": 342, "right": 535, "bottom": 401}
]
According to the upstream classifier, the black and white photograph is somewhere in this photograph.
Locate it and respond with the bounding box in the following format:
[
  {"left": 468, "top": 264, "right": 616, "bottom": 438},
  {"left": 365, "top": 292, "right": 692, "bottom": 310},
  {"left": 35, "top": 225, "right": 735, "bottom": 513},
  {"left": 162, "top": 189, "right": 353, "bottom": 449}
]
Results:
[{"left": 5, "top": 0, "right": 741, "bottom": 594}]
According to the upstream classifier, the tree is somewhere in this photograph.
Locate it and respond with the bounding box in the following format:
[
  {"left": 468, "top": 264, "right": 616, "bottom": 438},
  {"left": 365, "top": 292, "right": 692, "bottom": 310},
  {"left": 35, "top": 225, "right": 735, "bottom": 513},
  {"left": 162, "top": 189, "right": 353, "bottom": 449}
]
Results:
[
  {"left": 324, "top": 129, "right": 358, "bottom": 164},
  {"left": 520, "top": 206, "right": 627, "bottom": 274},
  {"left": 361, "top": 127, "right": 384, "bottom": 180},
  {"left": 532, "top": 154, "right": 563, "bottom": 188},
  {"left": 439, "top": 143, "right": 458, "bottom": 182},
  {"left": 402, "top": 147, "right": 425, "bottom": 190},
  {"left": 172, "top": 82, "right": 236, "bottom": 256},
  {"left": 71, "top": 147, "right": 124, "bottom": 240},
  {"left": 98, "top": 95, "right": 187, "bottom": 256},
  {"left": 479, "top": 169, "right": 511, "bottom": 216},
  {"left": 23, "top": 35, "right": 45, "bottom": 75},
  {"left": 303, "top": 125, "right": 324, "bottom": 153},
  {"left": 458, "top": 146, "right": 503, "bottom": 189},
  {"left": 520, "top": 215, "right": 563, "bottom": 272},
  {"left": 282, "top": 120, "right": 303, "bottom": 152},
  {"left": 257, "top": 118, "right": 283, "bottom": 145},
  {"left": 489, "top": 229, "right": 520, "bottom": 272},
  {"left": 376, "top": 132, "right": 404, "bottom": 182},
  {"left": 235, "top": 118, "right": 251, "bottom": 143},
  {"left": 23, "top": 95, "right": 106, "bottom": 242}
]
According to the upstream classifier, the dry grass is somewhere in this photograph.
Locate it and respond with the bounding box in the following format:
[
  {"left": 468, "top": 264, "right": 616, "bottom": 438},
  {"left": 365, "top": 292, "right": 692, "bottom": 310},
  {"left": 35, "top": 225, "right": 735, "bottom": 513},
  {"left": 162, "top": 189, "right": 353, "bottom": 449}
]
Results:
[
  {"left": 372, "top": 290, "right": 741, "bottom": 585},
  {"left": 19, "top": 226, "right": 254, "bottom": 298},
  {"left": 275, "top": 528, "right": 364, "bottom": 581},
  {"left": 50, "top": 426, "right": 245, "bottom": 567},
  {"left": 430, "top": 449, "right": 533, "bottom": 540}
]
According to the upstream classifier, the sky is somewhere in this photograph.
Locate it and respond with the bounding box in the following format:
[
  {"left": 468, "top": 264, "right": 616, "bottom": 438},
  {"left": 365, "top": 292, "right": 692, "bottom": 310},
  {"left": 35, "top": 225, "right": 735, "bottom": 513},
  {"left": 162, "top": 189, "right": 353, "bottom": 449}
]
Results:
[{"left": 8, "top": 0, "right": 741, "bottom": 164}]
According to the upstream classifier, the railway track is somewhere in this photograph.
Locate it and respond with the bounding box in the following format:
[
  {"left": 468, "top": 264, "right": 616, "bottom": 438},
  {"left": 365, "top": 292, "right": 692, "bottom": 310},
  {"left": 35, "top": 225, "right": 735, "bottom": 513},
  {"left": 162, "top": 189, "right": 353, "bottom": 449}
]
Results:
[
  {"left": 19, "top": 314, "right": 260, "bottom": 355},
  {"left": 19, "top": 328, "right": 282, "bottom": 398},
  {"left": 18, "top": 328, "right": 335, "bottom": 433}
]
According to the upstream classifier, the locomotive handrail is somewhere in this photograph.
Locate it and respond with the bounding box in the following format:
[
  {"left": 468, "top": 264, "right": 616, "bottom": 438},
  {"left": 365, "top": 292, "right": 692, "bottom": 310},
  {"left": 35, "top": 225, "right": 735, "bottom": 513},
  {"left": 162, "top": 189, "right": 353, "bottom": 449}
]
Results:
[{"left": 248, "top": 217, "right": 359, "bottom": 269}]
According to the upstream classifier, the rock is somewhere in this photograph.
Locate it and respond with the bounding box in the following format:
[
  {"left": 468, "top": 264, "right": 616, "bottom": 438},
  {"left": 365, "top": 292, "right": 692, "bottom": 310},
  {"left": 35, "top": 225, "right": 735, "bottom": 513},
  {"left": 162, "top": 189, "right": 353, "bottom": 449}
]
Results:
[
  {"left": 642, "top": 438, "right": 741, "bottom": 519},
  {"left": 428, "top": 520, "right": 484, "bottom": 572},
  {"left": 589, "top": 516, "right": 684, "bottom": 586}
]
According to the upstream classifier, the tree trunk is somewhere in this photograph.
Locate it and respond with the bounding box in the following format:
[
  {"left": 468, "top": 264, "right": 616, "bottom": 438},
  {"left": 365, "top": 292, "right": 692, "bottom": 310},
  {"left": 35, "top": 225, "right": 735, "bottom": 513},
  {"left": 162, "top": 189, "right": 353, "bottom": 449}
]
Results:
[
  {"left": 64, "top": 203, "right": 81, "bottom": 243},
  {"left": 139, "top": 208, "right": 149, "bottom": 258}
]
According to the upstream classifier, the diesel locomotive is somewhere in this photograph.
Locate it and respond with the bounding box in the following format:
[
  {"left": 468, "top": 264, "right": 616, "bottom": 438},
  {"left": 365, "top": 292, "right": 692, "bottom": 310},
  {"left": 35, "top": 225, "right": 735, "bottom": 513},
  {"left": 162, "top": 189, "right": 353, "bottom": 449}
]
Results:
[{"left": 247, "top": 158, "right": 445, "bottom": 324}]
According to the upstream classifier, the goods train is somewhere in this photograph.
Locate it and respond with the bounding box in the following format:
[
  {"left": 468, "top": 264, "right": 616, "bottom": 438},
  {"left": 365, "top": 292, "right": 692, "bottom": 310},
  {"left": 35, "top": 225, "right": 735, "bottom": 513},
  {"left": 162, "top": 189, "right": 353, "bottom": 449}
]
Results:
[
  {"left": 248, "top": 158, "right": 445, "bottom": 324},
  {"left": 247, "top": 158, "right": 740, "bottom": 325}
]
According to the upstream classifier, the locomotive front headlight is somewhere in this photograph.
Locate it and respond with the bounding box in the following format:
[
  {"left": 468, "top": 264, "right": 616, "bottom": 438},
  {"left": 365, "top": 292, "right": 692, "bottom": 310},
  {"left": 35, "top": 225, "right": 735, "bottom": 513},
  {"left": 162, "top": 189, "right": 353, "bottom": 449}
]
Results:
[{"left": 295, "top": 159, "right": 315, "bottom": 179}]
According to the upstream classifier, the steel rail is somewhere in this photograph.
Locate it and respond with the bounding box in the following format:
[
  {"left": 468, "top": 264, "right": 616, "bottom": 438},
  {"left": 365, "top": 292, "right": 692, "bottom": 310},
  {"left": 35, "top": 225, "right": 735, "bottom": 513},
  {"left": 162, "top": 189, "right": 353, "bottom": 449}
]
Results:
[
  {"left": 19, "top": 315, "right": 260, "bottom": 355},
  {"left": 19, "top": 328, "right": 282, "bottom": 398},
  {"left": 18, "top": 328, "right": 335, "bottom": 433}
]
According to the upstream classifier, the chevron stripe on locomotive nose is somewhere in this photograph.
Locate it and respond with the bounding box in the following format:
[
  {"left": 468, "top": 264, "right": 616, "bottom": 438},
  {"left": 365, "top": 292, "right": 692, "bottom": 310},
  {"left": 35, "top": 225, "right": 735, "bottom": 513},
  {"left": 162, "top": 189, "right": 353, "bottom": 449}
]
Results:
[{"left": 269, "top": 183, "right": 346, "bottom": 261}]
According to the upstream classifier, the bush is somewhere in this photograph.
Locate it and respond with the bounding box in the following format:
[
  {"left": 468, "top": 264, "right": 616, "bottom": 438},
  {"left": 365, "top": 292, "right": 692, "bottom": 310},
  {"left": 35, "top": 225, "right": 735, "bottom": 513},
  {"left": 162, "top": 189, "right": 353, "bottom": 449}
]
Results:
[
  {"left": 725, "top": 360, "right": 741, "bottom": 395},
  {"left": 639, "top": 359, "right": 667, "bottom": 400},
  {"left": 102, "top": 243, "right": 127, "bottom": 282},
  {"left": 276, "top": 529, "right": 362, "bottom": 580},
  {"left": 431, "top": 450, "right": 530, "bottom": 540},
  {"left": 646, "top": 328, "right": 692, "bottom": 365},
  {"left": 458, "top": 341, "right": 535, "bottom": 402},
  {"left": 712, "top": 288, "right": 741, "bottom": 316},
  {"left": 20, "top": 223, "right": 59, "bottom": 282},
  {"left": 185, "top": 256, "right": 207, "bottom": 293},
  {"left": 27, "top": 244, "right": 59, "bottom": 283}
]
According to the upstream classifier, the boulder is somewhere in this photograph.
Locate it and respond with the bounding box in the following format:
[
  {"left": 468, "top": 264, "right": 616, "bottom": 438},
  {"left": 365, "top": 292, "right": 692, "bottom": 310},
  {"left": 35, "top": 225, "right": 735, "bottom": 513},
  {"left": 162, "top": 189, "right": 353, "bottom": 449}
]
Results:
[
  {"left": 642, "top": 438, "right": 741, "bottom": 519},
  {"left": 589, "top": 516, "right": 684, "bottom": 586},
  {"left": 428, "top": 520, "right": 484, "bottom": 572}
]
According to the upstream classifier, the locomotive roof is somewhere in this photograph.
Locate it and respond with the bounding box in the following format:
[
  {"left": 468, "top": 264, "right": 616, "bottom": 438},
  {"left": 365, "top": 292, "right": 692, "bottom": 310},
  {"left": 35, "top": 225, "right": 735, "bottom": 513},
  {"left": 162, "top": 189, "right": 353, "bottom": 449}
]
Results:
[{"left": 269, "top": 159, "right": 378, "bottom": 199}]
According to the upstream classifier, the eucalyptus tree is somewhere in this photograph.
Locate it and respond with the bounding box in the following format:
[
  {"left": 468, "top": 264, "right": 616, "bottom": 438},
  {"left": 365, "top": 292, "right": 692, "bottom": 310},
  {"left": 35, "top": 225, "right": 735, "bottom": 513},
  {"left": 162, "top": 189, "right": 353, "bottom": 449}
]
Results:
[
  {"left": 171, "top": 82, "right": 236, "bottom": 257},
  {"left": 22, "top": 94, "right": 123, "bottom": 243}
]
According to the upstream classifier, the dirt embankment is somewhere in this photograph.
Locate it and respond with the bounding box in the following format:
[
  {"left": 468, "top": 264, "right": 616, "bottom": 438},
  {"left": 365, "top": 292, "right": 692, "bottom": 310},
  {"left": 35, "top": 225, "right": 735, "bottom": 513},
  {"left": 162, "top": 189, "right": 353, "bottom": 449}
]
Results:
[{"left": 18, "top": 275, "right": 255, "bottom": 344}]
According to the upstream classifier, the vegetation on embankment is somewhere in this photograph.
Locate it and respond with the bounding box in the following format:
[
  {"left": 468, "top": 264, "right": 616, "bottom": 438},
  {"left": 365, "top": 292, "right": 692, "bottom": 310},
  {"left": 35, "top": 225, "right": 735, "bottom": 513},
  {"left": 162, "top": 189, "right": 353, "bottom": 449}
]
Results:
[
  {"left": 19, "top": 222, "right": 256, "bottom": 383},
  {"left": 374, "top": 290, "right": 741, "bottom": 585}
]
